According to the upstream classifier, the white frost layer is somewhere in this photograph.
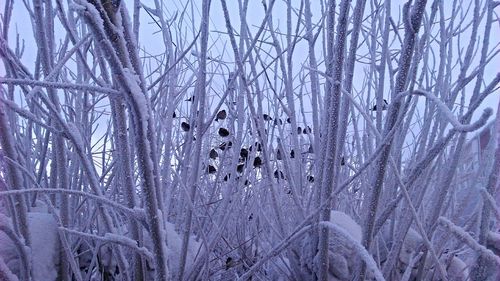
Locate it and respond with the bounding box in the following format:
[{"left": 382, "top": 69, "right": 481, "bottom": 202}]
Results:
[
  {"left": 0, "top": 255, "right": 19, "bottom": 281},
  {"left": 28, "top": 212, "right": 60, "bottom": 281},
  {"left": 327, "top": 211, "right": 364, "bottom": 281},
  {"left": 330, "top": 210, "right": 362, "bottom": 242},
  {"left": 123, "top": 68, "right": 149, "bottom": 131},
  {"left": 0, "top": 212, "right": 60, "bottom": 281},
  {"left": 142, "top": 221, "right": 200, "bottom": 278},
  {"left": 445, "top": 256, "right": 469, "bottom": 281},
  {"left": 164, "top": 221, "right": 200, "bottom": 275}
]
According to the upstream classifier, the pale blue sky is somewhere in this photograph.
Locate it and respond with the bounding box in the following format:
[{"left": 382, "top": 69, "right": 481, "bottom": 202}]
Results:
[{"left": 3, "top": 0, "right": 499, "bottom": 145}]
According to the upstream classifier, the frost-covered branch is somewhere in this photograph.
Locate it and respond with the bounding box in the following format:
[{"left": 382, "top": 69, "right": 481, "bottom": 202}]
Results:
[
  {"left": 0, "top": 97, "right": 60, "bottom": 135},
  {"left": 479, "top": 188, "right": 500, "bottom": 231},
  {"left": 0, "top": 215, "right": 29, "bottom": 281},
  {"left": 1, "top": 0, "right": 499, "bottom": 279},
  {"left": 0, "top": 78, "right": 120, "bottom": 96},
  {"left": 438, "top": 217, "right": 500, "bottom": 265},
  {"left": 0, "top": 256, "right": 19, "bottom": 281},
  {"left": 60, "top": 227, "right": 154, "bottom": 264},
  {"left": 0, "top": 189, "right": 146, "bottom": 225},
  {"left": 320, "top": 221, "right": 386, "bottom": 281},
  {"left": 412, "top": 89, "right": 492, "bottom": 132},
  {"left": 316, "top": 1, "right": 351, "bottom": 279},
  {"left": 0, "top": 87, "right": 31, "bottom": 257}
]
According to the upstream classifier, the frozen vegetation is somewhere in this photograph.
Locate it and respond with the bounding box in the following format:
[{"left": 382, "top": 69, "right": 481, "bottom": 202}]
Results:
[{"left": 0, "top": 0, "right": 500, "bottom": 280}]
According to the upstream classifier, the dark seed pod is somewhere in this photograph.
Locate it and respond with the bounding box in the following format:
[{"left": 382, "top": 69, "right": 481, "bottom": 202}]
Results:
[
  {"left": 297, "top": 127, "right": 302, "bottom": 134},
  {"left": 276, "top": 149, "right": 282, "bottom": 160},
  {"left": 303, "top": 126, "right": 312, "bottom": 134},
  {"left": 185, "top": 96, "right": 195, "bottom": 102},
  {"left": 181, "top": 122, "right": 190, "bottom": 132},
  {"left": 216, "top": 109, "right": 227, "bottom": 121},
  {"left": 308, "top": 145, "right": 314, "bottom": 154},
  {"left": 219, "top": 142, "right": 227, "bottom": 150},
  {"left": 219, "top": 141, "right": 233, "bottom": 150},
  {"left": 218, "top": 128, "right": 230, "bottom": 137},
  {"left": 237, "top": 163, "right": 245, "bottom": 173},
  {"left": 240, "top": 148, "right": 249, "bottom": 160},
  {"left": 253, "top": 156, "right": 262, "bottom": 168},
  {"left": 340, "top": 156, "right": 345, "bottom": 166},
  {"left": 263, "top": 114, "right": 273, "bottom": 121},
  {"left": 209, "top": 149, "right": 218, "bottom": 159},
  {"left": 248, "top": 213, "right": 253, "bottom": 220},
  {"left": 255, "top": 142, "right": 262, "bottom": 152},
  {"left": 172, "top": 111, "right": 177, "bottom": 118},
  {"left": 225, "top": 257, "right": 234, "bottom": 270},
  {"left": 274, "top": 170, "right": 284, "bottom": 179},
  {"left": 286, "top": 117, "right": 291, "bottom": 123},
  {"left": 307, "top": 175, "right": 315, "bottom": 182},
  {"left": 371, "top": 99, "right": 388, "bottom": 111},
  {"left": 207, "top": 165, "right": 217, "bottom": 174},
  {"left": 273, "top": 118, "right": 283, "bottom": 126},
  {"left": 244, "top": 180, "right": 250, "bottom": 186},
  {"left": 290, "top": 150, "right": 295, "bottom": 159},
  {"left": 224, "top": 174, "right": 231, "bottom": 181}
]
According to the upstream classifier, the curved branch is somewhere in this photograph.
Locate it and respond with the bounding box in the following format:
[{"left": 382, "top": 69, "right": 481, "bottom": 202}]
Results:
[
  {"left": 0, "top": 189, "right": 147, "bottom": 226},
  {"left": 60, "top": 227, "right": 154, "bottom": 264},
  {"left": 438, "top": 217, "right": 500, "bottom": 265},
  {"left": 238, "top": 221, "right": 386, "bottom": 281},
  {"left": 479, "top": 188, "right": 500, "bottom": 228},
  {"left": 0, "top": 255, "right": 19, "bottom": 281},
  {"left": 0, "top": 78, "right": 120, "bottom": 96},
  {"left": 0, "top": 215, "right": 29, "bottom": 281},
  {"left": 318, "top": 221, "right": 386, "bottom": 281},
  {"left": 412, "top": 89, "right": 492, "bottom": 132}
]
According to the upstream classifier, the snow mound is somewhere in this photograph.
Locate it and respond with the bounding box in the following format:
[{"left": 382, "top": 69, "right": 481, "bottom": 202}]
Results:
[
  {"left": 164, "top": 221, "right": 201, "bottom": 273},
  {"left": 399, "top": 227, "right": 423, "bottom": 265},
  {"left": 444, "top": 256, "right": 469, "bottom": 281},
  {"left": 330, "top": 210, "right": 362, "bottom": 242},
  {"left": 487, "top": 231, "right": 500, "bottom": 254},
  {"left": 142, "top": 221, "right": 201, "bottom": 279},
  {"left": 0, "top": 212, "right": 60, "bottom": 281},
  {"left": 28, "top": 212, "right": 60, "bottom": 281}
]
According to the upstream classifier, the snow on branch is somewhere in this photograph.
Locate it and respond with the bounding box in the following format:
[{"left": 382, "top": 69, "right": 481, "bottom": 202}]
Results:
[
  {"left": 0, "top": 214, "right": 29, "bottom": 281},
  {"left": 412, "top": 89, "right": 492, "bottom": 132},
  {"left": 438, "top": 217, "right": 500, "bottom": 265},
  {"left": 318, "top": 221, "right": 386, "bottom": 281},
  {"left": 0, "top": 78, "right": 120, "bottom": 96},
  {"left": 60, "top": 227, "right": 154, "bottom": 264},
  {"left": 122, "top": 68, "right": 149, "bottom": 127},
  {"left": 400, "top": 252, "right": 423, "bottom": 281},
  {"left": 237, "top": 225, "right": 312, "bottom": 280},
  {"left": 480, "top": 188, "right": 500, "bottom": 223},
  {"left": 238, "top": 220, "right": 386, "bottom": 281},
  {"left": 0, "top": 98, "right": 61, "bottom": 135},
  {"left": 0, "top": 189, "right": 147, "bottom": 226},
  {"left": 0, "top": 256, "right": 19, "bottom": 281}
]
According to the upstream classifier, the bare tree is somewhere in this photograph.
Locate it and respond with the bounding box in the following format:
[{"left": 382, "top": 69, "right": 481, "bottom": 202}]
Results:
[{"left": 0, "top": 0, "right": 499, "bottom": 280}]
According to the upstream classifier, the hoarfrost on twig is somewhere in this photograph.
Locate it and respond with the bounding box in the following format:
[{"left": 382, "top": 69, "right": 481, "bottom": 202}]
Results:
[{"left": 438, "top": 217, "right": 500, "bottom": 265}]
